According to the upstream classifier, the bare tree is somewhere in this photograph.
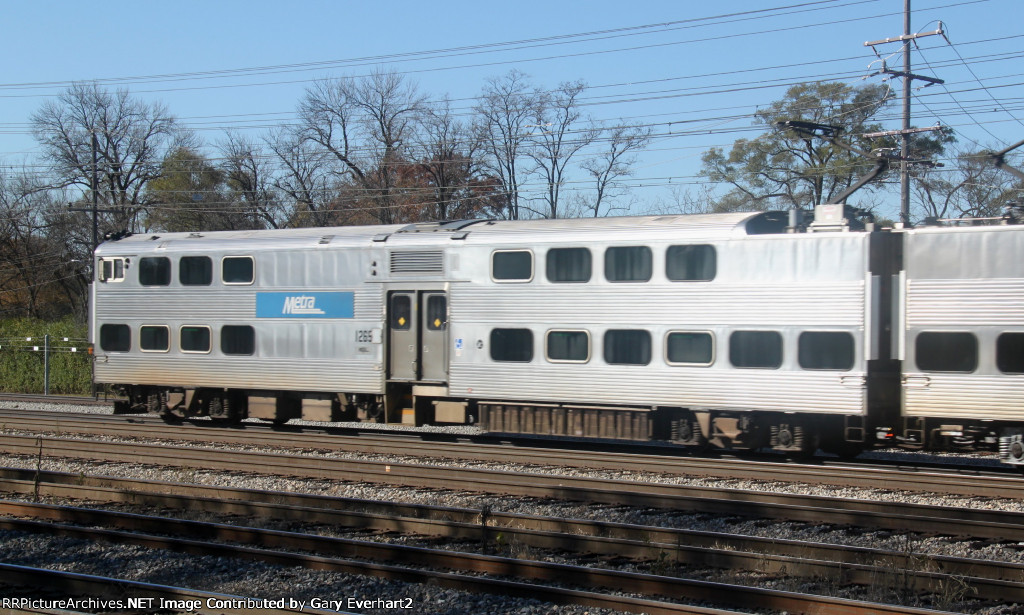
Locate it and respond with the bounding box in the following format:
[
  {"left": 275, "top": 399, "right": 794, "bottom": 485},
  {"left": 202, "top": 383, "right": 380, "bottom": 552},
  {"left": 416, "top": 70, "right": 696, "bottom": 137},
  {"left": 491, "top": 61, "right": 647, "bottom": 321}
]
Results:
[
  {"left": 475, "top": 70, "right": 538, "bottom": 220},
  {"left": 266, "top": 126, "right": 337, "bottom": 227},
  {"left": 527, "top": 80, "right": 599, "bottom": 219},
  {"left": 219, "top": 131, "right": 286, "bottom": 229},
  {"left": 0, "top": 168, "right": 85, "bottom": 318},
  {"left": 580, "top": 123, "right": 652, "bottom": 217},
  {"left": 31, "top": 82, "right": 185, "bottom": 236},
  {"left": 412, "top": 98, "right": 490, "bottom": 221},
  {"left": 298, "top": 69, "right": 427, "bottom": 224},
  {"left": 914, "top": 147, "right": 1023, "bottom": 222}
]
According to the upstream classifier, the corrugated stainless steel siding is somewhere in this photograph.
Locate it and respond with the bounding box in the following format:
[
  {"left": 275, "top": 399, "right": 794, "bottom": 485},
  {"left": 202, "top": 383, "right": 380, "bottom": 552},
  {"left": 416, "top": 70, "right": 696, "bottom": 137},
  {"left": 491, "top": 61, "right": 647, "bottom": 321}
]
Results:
[
  {"left": 450, "top": 364, "right": 866, "bottom": 413},
  {"left": 94, "top": 356, "right": 383, "bottom": 392},
  {"left": 906, "top": 279, "right": 1024, "bottom": 326},
  {"left": 904, "top": 376, "right": 1024, "bottom": 420},
  {"left": 454, "top": 283, "right": 865, "bottom": 326}
]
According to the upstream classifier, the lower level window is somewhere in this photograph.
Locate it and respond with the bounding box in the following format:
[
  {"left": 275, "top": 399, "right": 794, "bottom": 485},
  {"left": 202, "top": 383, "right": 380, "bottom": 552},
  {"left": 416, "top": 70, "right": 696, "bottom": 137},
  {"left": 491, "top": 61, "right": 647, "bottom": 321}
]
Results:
[
  {"left": 998, "top": 332, "right": 1024, "bottom": 374},
  {"left": 140, "top": 326, "right": 170, "bottom": 352},
  {"left": 180, "top": 326, "right": 211, "bottom": 353},
  {"left": 666, "top": 331, "right": 713, "bottom": 365},
  {"left": 798, "top": 331, "right": 854, "bottom": 371},
  {"left": 99, "top": 324, "right": 130, "bottom": 352},
  {"left": 546, "top": 330, "right": 590, "bottom": 362},
  {"left": 604, "top": 329, "right": 651, "bottom": 365},
  {"left": 730, "top": 331, "right": 782, "bottom": 369},
  {"left": 221, "top": 325, "right": 255, "bottom": 355},
  {"left": 915, "top": 332, "right": 977, "bottom": 373},
  {"left": 490, "top": 328, "right": 533, "bottom": 362}
]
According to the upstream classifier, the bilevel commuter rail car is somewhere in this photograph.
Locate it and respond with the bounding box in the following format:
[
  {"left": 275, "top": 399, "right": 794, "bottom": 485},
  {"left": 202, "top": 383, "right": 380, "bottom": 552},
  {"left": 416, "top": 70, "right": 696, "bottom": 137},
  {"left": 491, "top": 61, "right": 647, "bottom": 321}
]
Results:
[{"left": 88, "top": 206, "right": 1024, "bottom": 464}]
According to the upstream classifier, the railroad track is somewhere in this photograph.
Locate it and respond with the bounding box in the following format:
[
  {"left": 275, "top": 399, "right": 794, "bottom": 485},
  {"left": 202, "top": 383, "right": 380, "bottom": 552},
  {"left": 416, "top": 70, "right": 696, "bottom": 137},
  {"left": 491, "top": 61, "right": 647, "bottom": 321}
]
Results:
[
  {"left": 1, "top": 467, "right": 1021, "bottom": 607},
  {"left": 0, "top": 408, "right": 1020, "bottom": 500},
  {"left": 0, "top": 563, "right": 330, "bottom": 614},
  {"left": 2, "top": 432, "right": 1023, "bottom": 541},
  {"left": 0, "top": 481, "right": 980, "bottom": 615}
]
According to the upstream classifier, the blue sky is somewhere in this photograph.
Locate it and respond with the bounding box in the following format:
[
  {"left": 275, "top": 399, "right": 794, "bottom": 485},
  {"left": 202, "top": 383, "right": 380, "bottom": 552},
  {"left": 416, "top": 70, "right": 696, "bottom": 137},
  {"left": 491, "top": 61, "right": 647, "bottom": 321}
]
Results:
[{"left": 2, "top": 0, "right": 1021, "bottom": 219}]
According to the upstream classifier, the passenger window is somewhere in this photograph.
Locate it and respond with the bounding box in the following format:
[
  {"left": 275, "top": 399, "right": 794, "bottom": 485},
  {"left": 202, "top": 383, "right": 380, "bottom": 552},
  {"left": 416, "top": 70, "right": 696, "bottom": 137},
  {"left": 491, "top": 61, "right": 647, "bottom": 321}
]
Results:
[
  {"left": 730, "top": 331, "right": 782, "bottom": 369},
  {"left": 997, "top": 333, "right": 1024, "bottom": 374},
  {"left": 139, "top": 326, "right": 170, "bottom": 352},
  {"left": 222, "top": 256, "right": 254, "bottom": 284},
  {"left": 98, "top": 258, "right": 126, "bottom": 282},
  {"left": 546, "top": 248, "right": 591, "bottom": 283},
  {"left": 221, "top": 325, "right": 255, "bottom": 355},
  {"left": 916, "top": 332, "right": 977, "bottom": 373},
  {"left": 180, "top": 326, "right": 212, "bottom": 353},
  {"left": 390, "top": 295, "right": 412, "bottom": 330},
  {"left": 492, "top": 250, "right": 533, "bottom": 282},
  {"left": 490, "top": 328, "right": 533, "bottom": 362},
  {"left": 604, "top": 330, "right": 651, "bottom": 365},
  {"left": 546, "top": 330, "right": 590, "bottom": 363},
  {"left": 666, "top": 245, "right": 716, "bottom": 281},
  {"left": 605, "top": 247, "right": 652, "bottom": 282},
  {"left": 180, "top": 256, "right": 213, "bottom": 286},
  {"left": 139, "top": 257, "right": 171, "bottom": 286},
  {"left": 799, "top": 331, "right": 854, "bottom": 371},
  {"left": 666, "top": 332, "right": 714, "bottom": 365},
  {"left": 426, "top": 295, "right": 447, "bottom": 331},
  {"left": 99, "top": 324, "right": 130, "bottom": 352}
]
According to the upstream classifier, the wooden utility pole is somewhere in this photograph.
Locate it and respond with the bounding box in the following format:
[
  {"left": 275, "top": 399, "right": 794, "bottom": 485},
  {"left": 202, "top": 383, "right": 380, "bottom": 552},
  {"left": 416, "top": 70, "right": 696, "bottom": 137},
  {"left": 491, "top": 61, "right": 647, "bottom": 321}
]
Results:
[{"left": 864, "top": 0, "right": 944, "bottom": 226}]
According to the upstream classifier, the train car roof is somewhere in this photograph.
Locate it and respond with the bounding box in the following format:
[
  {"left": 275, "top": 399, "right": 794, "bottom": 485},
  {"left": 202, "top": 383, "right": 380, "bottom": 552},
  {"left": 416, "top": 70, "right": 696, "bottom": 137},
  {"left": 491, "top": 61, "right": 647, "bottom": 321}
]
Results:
[{"left": 94, "top": 211, "right": 788, "bottom": 255}]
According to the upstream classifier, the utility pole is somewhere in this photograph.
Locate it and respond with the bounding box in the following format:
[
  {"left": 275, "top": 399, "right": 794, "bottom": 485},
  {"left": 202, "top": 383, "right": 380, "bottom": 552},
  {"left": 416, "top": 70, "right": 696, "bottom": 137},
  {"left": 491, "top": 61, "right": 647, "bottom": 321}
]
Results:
[
  {"left": 864, "top": 0, "right": 944, "bottom": 226},
  {"left": 91, "top": 131, "right": 99, "bottom": 258}
]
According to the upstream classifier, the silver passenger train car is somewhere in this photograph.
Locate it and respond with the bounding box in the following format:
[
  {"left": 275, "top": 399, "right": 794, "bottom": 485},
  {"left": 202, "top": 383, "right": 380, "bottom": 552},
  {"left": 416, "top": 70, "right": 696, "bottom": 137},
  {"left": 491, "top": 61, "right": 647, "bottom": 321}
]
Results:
[{"left": 89, "top": 209, "right": 1024, "bottom": 462}]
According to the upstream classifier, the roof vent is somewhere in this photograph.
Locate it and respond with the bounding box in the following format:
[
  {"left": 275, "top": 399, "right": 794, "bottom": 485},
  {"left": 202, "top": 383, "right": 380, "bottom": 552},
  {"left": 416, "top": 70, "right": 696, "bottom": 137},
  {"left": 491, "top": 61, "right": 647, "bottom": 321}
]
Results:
[{"left": 389, "top": 250, "right": 444, "bottom": 275}]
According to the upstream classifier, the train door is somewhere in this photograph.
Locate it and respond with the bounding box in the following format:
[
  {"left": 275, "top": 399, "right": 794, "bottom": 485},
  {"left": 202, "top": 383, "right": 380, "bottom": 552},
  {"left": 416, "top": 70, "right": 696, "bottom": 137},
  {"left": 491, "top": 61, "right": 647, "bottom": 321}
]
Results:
[{"left": 388, "top": 290, "right": 448, "bottom": 383}]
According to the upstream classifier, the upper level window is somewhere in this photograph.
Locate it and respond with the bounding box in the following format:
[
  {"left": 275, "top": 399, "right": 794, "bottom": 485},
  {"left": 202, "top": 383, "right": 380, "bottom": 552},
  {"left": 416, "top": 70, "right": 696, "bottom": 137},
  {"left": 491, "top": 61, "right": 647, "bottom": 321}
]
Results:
[
  {"left": 997, "top": 333, "right": 1024, "bottom": 374},
  {"left": 98, "top": 258, "right": 126, "bottom": 283},
  {"left": 222, "top": 256, "right": 254, "bottom": 285},
  {"left": 546, "top": 330, "right": 590, "bottom": 363},
  {"left": 799, "top": 331, "right": 854, "bottom": 371},
  {"left": 666, "top": 331, "right": 714, "bottom": 365},
  {"left": 916, "top": 332, "right": 977, "bottom": 373},
  {"left": 546, "top": 248, "right": 591, "bottom": 283},
  {"left": 604, "top": 329, "right": 651, "bottom": 365},
  {"left": 221, "top": 325, "right": 255, "bottom": 355},
  {"left": 490, "top": 328, "right": 533, "bottom": 362},
  {"left": 666, "top": 245, "right": 716, "bottom": 281},
  {"left": 492, "top": 250, "right": 533, "bottom": 282},
  {"left": 139, "top": 257, "right": 171, "bottom": 286},
  {"left": 180, "top": 256, "right": 213, "bottom": 286},
  {"left": 99, "top": 324, "right": 130, "bottom": 352},
  {"left": 730, "top": 330, "right": 782, "bottom": 369},
  {"left": 605, "top": 246, "right": 652, "bottom": 282}
]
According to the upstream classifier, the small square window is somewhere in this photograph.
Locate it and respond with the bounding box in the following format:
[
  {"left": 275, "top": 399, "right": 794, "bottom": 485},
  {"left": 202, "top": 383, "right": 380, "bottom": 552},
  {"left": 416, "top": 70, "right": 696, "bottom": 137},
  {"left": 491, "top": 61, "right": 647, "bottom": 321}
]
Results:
[
  {"left": 181, "top": 326, "right": 212, "bottom": 353},
  {"left": 492, "top": 251, "right": 533, "bottom": 281},
  {"left": 222, "top": 256, "right": 254, "bottom": 284},
  {"left": 547, "top": 248, "right": 591, "bottom": 283},
  {"left": 140, "top": 326, "right": 170, "bottom": 352}
]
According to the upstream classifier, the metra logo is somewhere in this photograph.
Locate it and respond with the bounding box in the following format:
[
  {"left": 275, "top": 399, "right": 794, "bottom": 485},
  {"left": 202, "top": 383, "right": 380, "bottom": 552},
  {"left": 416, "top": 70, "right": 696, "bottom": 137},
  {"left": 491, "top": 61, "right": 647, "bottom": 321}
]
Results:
[
  {"left": 256, "top": 291, "right": 354, "bottom": 318},
  {"left": 282, "top": 295, "right": 325, "bottom": 315}
]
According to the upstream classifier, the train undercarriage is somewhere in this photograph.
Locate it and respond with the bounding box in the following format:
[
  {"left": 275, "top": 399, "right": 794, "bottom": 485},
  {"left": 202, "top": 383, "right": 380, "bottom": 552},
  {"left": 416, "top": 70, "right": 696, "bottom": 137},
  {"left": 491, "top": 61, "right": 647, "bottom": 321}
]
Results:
[{"left": 112, "top": 383, "right": 1003, "bottom": 458}]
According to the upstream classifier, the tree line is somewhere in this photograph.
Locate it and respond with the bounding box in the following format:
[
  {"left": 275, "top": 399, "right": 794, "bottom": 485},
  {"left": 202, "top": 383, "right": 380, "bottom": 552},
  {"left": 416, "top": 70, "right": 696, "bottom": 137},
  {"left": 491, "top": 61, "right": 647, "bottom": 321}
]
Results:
[{"left": 2, "top": 71, "right": 1021, "bottom": 322}]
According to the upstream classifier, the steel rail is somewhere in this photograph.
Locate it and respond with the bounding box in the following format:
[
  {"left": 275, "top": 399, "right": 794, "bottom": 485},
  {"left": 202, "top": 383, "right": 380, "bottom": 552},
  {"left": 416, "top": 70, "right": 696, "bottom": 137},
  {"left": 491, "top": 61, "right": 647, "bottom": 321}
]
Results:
[
  {"left": 0, "top": 562, "right": 338, "bottom": 614},
  {"left": 0, "top": 500, "right": 964, "bottom": 615},
  {"left": 0, "top": 409, "right": 1019, "bottom": 499},
  {"left": 2, "top": 434, "right": 1024, "bottom": 543},
  {"left": 2, "top": 471, "right": 1022, "bottom": 604}
]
